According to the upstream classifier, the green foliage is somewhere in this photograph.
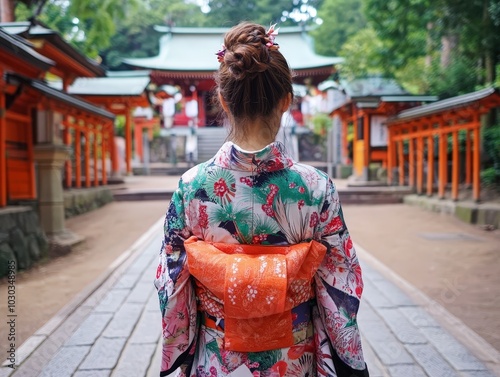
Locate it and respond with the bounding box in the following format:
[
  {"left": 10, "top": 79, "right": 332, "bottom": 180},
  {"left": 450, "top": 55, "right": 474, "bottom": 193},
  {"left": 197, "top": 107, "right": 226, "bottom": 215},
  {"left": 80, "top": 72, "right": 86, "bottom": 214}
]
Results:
[
  {"left": 481, "top": 124, "right": 500, "bottom": 188},
  {"left": 15, "top": 0, "right": 139, "bottom": 57},
  {"left": 426, "top": 55, "right": 479, "bottom": 99},
  {"left": 311, "top": 113, "right": 331, "bottom": 137},
  {"left": 484, "top": 124, "right": 500, "bottom": 166},
  {"left": 337, "top": 28, "right": 384, "bottom": 80},
  {"left": 310, "top": 0, "right": 366, "bottom": 56}
]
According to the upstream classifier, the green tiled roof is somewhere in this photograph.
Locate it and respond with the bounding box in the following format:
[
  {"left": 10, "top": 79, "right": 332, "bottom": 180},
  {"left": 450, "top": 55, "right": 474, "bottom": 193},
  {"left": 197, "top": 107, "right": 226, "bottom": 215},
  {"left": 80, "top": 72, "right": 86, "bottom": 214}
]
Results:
[
  {"left": 340, "top": 77, "right": 408, "bottom": 97},
  {"left": 124, "top": 26, "right": 343, "bottom": 72}
]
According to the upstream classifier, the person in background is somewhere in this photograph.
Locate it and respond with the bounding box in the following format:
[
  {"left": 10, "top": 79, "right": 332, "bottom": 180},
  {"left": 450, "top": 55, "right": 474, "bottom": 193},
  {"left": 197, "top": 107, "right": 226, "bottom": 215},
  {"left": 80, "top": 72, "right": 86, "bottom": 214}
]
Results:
[{"left": 154, "top": 22, "right": 370, "bottom": 377}]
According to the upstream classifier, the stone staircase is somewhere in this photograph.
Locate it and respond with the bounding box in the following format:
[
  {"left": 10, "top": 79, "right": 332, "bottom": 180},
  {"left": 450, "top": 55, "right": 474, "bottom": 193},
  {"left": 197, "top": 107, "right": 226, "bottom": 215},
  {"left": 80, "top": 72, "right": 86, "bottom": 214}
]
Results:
[{"left": 196, "top": 126, "right": 228, "bottom": 162}]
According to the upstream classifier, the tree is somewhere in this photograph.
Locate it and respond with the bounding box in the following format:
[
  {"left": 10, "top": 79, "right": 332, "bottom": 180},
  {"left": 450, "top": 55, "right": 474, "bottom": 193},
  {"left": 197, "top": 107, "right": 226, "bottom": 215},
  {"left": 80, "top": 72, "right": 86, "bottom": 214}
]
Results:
[
  {"left": 337, "top": 27, "right": 383, "bottom": 80},
  {"left": 310, "top": 0, "right": 366, "bottom": 56},
  {"left": 15, "top": 0, "right": 139, "bottom": 57},
  {"left": 100, "top": 0, "right": 207, "bottom": 69}
]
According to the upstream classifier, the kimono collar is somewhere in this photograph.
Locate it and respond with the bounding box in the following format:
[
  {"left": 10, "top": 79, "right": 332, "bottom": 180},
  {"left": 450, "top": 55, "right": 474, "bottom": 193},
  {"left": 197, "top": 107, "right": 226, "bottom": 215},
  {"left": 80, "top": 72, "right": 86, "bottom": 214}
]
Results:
[{"left": 213, "top": 141, "right": 294, "bottom": 172}]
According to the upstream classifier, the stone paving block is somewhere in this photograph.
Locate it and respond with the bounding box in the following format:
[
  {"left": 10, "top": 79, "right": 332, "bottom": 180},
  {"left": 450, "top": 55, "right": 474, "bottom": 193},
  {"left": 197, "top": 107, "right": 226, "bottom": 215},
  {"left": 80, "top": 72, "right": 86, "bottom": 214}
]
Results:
[
  {"left": 399, "top": 307, "right": 440, "bottom": 329},
  {"left": 94, "top": 289, "right": 130, "bottom": 313},
  {"left": 130, "top": 310, "right": 162, "bottom": 344},
  {"left": 73, "top": 371, "right": 111, "bottom": 377},
  {"left": 377, "top": 308, "right": 427, "bottom": 345},
  {"left": 459, "top": 371, "right": 496, "bottom": 377},
  {"left": 114, "top": 272, "right": 141, "bottom": 289},
  {"left": 370, "top": 279, "right": 416, "bottom": 307},
  {"left": 388, "top": 365, "right": 427, "bottom": 377},
  {"left": 362, "top": 279, "right": 396, "bottom": 309},
  {"left": 419, "top": 327, "right": 487, "bottom": 371},
  {"left": 146, "top": 290, "right": 160, "bottom": 313},
  {"left": 39, "top": 345, "right": 91, "bottom": 377},
  {"left": 357, "top": 303, "right": 414, "bottom": 366},
  {"left": 361, "top": 336, "right": 386, "bottom": 377},
  {"left": 360, "top": 262, "right": 387, "bottom": 282},
  {"left": 102, "top": 303, "right": 144, "bottom": 338},
  {"left": 127, "top": 254, "right": 154, "bottom": 275},
  {"left": 111, "top": 343, "right": 158, "bottom": 377},
  {"left": 126, "top": 282, "right": 155, "bottom": 304},
  {"left": 405, "top": 344, "right": 458, "bottom": 377},
  {"left": 65, "top": 313, "right": 113, "bottom": 346},
  {"left": 78, "top": 337, "right": 128, "bottom": 370}
]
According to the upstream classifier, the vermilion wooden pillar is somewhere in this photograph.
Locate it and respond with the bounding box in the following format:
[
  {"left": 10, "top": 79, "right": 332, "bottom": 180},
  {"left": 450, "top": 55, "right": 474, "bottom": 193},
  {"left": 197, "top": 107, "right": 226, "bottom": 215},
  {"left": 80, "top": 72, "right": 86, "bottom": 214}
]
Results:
[
  {"left": 0, "top": 90, "right": 6, "bottom": 207},
  {"left": 85, "top": 129, "right": 91, "bottom": 188},
  {"left": 342, "top": 118, "right": 348, "bottom": 163},
  {"left": 472, "top": 117, "right": 481, "bottom": 202},
  {"left": 26, "top": 108, "right": 36, "bottom": 199},
  {"left": 465, "top": 129, "right": 472, "bottom": 185},
  {"left": 93, "top": 126, "right": 99, "bottom": 186},
  {"left": 398, "top": 140, "right": 405, "bottom": 186},
  {"left": 101, "top": 128, "right": 107, "bottom": 185},
  {"left": 63, "top": 80, "right": 72, "bottom": 189},
  {"left": 135, "top": 123, "right": 143, "bottom": 162},
  {"left": 110, "top": 122, "right": 118, "bottom": 175},
  {"left": 408, "top": 136, "right": 415, "bottom": 188},
  {"left": 75, "top": 127, "right": 82, "bottom": 188},
  {"left": 363, "top": 113, "right": 370, "bottom": 177},
  {"left": 451, "top": 130, "right": 459, "bottom": 201},
  {"left": 427, "top": 134, "right": 434, "bottom": 196},
  {"left": 387, "top": 128, "right": 394, "bottom": 184},
  {"left": 125, "top": 107, "right": 132, "bottom": 174},
  {"left": 416, "top": 132, "right": 424, "bottom": 194},
  {"left": 438, "top": 127, "right": 447, "bottom": 199}
]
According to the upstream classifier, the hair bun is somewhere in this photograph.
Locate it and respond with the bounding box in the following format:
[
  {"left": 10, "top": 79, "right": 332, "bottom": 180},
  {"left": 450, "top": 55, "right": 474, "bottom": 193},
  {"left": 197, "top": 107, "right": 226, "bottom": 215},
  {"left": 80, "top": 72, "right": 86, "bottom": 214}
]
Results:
[{"left": 224, "top": 45, "right": 269, "bottom": 81}]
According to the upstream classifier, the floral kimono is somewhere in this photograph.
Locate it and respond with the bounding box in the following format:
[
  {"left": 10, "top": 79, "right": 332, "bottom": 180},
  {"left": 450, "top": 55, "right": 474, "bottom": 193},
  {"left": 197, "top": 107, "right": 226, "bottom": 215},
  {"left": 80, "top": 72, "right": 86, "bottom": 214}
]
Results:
[{"left": 154, "top": 141, "right": 369, "bottom": 377}]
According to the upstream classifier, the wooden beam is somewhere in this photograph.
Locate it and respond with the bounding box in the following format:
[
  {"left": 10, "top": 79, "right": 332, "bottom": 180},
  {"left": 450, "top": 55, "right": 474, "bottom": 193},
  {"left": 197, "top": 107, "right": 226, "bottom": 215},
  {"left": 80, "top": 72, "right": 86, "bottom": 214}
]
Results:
[
  {"left": 451, "top": 130, "right": 459, "bottom": 201},
  {"left": 0, "top": 89, "right": 6, "bottom": 207}
]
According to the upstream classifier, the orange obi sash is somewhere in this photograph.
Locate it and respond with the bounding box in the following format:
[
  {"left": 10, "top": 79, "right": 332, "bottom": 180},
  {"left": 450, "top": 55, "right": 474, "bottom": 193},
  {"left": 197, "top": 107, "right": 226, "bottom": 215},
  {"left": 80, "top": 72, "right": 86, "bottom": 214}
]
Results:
[{"left": 184, "top": 236, "right": 327, "bottom": 352}]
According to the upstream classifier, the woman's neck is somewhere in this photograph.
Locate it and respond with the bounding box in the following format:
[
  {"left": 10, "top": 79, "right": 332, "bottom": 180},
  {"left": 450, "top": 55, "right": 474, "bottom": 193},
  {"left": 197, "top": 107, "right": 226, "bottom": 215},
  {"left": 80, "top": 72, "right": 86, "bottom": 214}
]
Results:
[{"left": 231, "top": 118, "right": 279, "bottom": 151}]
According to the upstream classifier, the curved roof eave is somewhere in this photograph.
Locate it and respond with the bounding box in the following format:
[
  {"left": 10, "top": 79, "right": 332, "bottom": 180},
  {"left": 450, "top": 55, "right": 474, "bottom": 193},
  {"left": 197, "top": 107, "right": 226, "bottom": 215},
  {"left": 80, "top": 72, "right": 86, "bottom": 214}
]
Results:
[{"left": 124, "top": 27, "right": 343, "bottom": 73}]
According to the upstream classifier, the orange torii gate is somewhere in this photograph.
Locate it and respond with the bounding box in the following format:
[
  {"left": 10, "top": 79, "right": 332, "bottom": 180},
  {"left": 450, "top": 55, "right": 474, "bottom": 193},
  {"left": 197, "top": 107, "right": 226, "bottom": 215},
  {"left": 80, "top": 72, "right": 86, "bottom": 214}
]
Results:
[{"left": 387, "top": 87, "right": 500, "bottom": 202}]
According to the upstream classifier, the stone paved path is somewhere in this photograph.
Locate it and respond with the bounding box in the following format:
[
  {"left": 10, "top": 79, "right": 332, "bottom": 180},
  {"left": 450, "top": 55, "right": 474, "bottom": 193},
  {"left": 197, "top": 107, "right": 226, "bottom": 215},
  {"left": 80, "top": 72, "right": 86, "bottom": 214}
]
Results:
[{"left": 2, "top": 221, "right": 499, "bottom": 377}]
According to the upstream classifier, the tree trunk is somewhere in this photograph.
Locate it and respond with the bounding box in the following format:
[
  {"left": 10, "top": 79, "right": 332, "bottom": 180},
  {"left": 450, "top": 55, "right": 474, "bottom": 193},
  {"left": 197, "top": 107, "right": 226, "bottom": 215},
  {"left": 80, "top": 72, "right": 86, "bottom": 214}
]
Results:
[
  {"left": 0, "top": 0, "right": 15, "bottom": 22},
  {"left": 440, "top": 33, "right": 459, "bottom": 68},
  {"left": 425, "top": 22, "right": 433, "bottom": 67}
]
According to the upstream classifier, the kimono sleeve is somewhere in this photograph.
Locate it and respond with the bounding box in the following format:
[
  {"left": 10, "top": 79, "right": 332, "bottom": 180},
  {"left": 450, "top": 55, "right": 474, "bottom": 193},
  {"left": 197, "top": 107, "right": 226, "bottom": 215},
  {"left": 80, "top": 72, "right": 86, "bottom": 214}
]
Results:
[
  {"left": 154, "top": 183, "right": 197, "bottom": 376},
  {"left": 314, "top": 178, "right": 369, "bottom": 376}
]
